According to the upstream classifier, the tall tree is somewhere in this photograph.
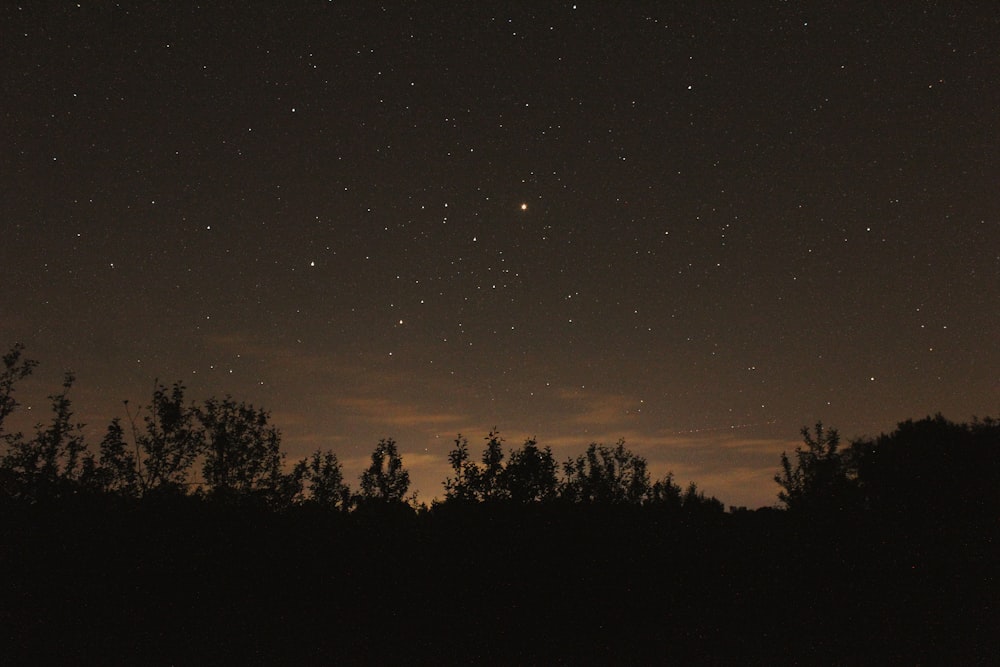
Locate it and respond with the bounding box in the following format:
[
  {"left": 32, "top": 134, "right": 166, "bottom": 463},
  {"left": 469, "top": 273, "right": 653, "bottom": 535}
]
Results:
[
  {"left": 87, "top": 417, "right": 141, "bottom": 497},
  {"left": 850, "top": 414, "right": 999, "bottom": 518},
  {"left": 132, "top": 382, "right": 205, "bottom": 495},
  {"left": 294, "top": 449, "right": 351, "bottom": 509},
  {"left": 1, "top": 372, "right": 90, "bottom": 502},
  {"left": 478, "top": 429, "right": 506, "bottom": 501},
  {"left": 775, "top": 422, "right": 856, "bottom": 512},
  {"left": 443, "top": 434, "right": 478, "bottom": 502},
  {"left": 560, "top": 440, "right": 651, "bottom": 504},
  {"left": 503, "top": 438, "right": 558, "bottom": 503},
  {"left": 680, "top": 481, "right": 725, "bottom": 514},
  {"left": 198, "top": 396, "right": 286, "bottom": 500},
  {"left": 0, "top": 343, "right": 37, "bottom": 440},
  {"left": 358, "top": 438, "right": 410, "bottom": 503},
  {"left": 649, "top": 472, "right": 683, "bottom": 509}
]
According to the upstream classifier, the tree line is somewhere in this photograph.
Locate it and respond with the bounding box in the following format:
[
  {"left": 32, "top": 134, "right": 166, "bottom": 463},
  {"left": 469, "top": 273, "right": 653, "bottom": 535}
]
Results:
[
  {"left": 775, "top": 416, "right": 999, "bottom": 521},
  {"left": 0, "top": 343, "right": 721, "bottom": 512},
  {"left": 2, "top": 342, "right": 997, "bottom": 519},
  {"left": 2, "top": 342, "right": 998, "bottom": 664}
]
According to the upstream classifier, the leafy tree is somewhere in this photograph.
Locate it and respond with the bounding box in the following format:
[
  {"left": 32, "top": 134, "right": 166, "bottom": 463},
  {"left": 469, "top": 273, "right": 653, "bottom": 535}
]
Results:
[
  {"left": 850, "top": 414, "right": 999, "bottom": 518},
  {"left": 87, "top": 418, "right": 141, "bottom": 497},
  {"left": 1, "top": 372, "right": 90, "bottom": 502},
  {"left": 0, "top": 343, "right": 37, "bottom": 439},
  {"left": 478, "top": 429, "right": 506, "bottom": 501},
  {"left": 775, "top": 422, "right": 856, "bottom": 512},
  {"left": 198, "top": 396, "right": 286, "bottom": 500},
  {"left": 294, "top": 449, "right": 351, "bottom": 509},
  {"left": 443, "top": 430, "right": 558, "bottom": 504},
  {"left": 131, "top": 382, "right": 205, "bottom": 495},
  {"left": 560, "top": 440, "right": 651, "bottom": 504},
  {"left": 358, "top": 438, "right": 411, "bottom": 503},
  {"left": 503, "top": 438, "right": 558, "bottom": 503},
  {"left": 443, "top": 434, "right": 478, "bottom": 502},
  {"left": 680, "top": 481, "right": 725, "bottom": 513},
  {"left": 649, "top": 472, "right": 683, "bottom": 509}
]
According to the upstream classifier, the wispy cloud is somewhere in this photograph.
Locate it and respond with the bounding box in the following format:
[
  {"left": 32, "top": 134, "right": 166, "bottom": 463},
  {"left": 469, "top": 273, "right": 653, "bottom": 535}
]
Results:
[{"left": 333, "top": 396, "right": 468, "bottom": 428}]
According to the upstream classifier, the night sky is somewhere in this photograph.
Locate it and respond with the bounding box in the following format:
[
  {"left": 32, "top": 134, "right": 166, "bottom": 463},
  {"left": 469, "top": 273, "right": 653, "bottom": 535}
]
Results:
[{"left": 3, "top": 2, "right": 998, "bottom": 509}]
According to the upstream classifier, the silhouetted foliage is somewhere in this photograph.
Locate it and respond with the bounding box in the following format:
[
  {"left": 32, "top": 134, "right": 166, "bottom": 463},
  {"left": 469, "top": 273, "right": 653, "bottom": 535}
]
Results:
[
  {"left": 772, "top": 414, "right": 1000, "bottom": 527},
  {"left": 443, "top": 433, "right": 476, "bottom": 502},
  {"left": 440, "top": 432, "right": 721, "bottom": 511},
  {"left": 0, "top": 357, "right": 300, "bottom": 507},
  {"left": 0, "top": 342, "right": 37, "bottom": 437},
  {"left": 292, "top": 449, "right": 351, "bottom": 509},
  {"left": 775, "top": 422, "right": 857, "bottom": 513},
  {"left": 443, "top": 429, "right": 560, "bottom": 503},
  {"left": 681, "top": 481, "right": 726, "bottom": 514},
  {"left": 478, "top": 428, "right": 506, "bottom": 501},
  {"left": 358, "top": 437, "right": 411, "bottom": 504},
  {"left": 503, "top": 437, "right": 559, "bottom": 503},
  {"left": 131, "top": 382, "right": 205, "bottom": 495},
  {"left": 1, "top": 372, "right": 89, "bottom": 502},
  {"left": 850, "top": 414, "right": 1000, "bottom": 520},
  {"left": 2, "top": 346, "right": 997, "bottom": 664},
  {"left": 198, "top": 396, "right": 289, "bottom": 503},
  {"left": 560, "top": 439, "right": 651, "bottom": 504},
  {"left": 649, "top": 471, "right": 683, "bottom": 508},
  {"left": 88, "top": 417, "right": 141, "bottom": 496}
]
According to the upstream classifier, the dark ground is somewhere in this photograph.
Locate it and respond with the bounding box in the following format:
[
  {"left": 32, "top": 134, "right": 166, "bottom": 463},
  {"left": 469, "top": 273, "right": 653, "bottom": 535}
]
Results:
[{"left": 2, "top": 498, "right": 996, "bottom": 665}]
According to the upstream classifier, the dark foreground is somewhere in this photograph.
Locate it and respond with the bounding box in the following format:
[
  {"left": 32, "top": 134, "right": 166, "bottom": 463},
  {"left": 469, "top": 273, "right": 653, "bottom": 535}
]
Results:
[{"left": 2, "top": 499, "right": 996, "bottom": 665}]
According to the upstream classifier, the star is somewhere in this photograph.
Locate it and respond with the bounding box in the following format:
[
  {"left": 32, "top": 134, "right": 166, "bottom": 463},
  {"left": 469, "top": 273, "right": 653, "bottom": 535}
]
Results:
[{"left": 2, "top": 1, "right": 994, "bottom": 515}]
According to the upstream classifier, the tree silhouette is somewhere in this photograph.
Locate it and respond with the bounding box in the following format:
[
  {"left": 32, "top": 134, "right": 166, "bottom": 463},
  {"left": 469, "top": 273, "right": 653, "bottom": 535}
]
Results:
[
  {"left": 87, "top": 417, "right": 141, "bottom": 497},
  {"left": 560, "top": 440, "right": 651, "bottom": 504},
  {"left": 198, "top": 396, "right": 287, "bottom": 502},
  {"left": 775, "top": 422, "right": 856, "bottom": 513},
  {"left": 850, "top": 414, "right": 1000, "bottom": 519},
  {"left": 1, "top": 372, "right": 88, "bottom": 502},
  {"left": 443, "top": 434, "right": 477, "bottom": 502},
  {"left": 478, "top": 428, "right": 506, "bottom": 501},
  {"left": 503, "top": 437, "right": 558, "bottom": 503},
  {"left": 131, "top": 382, "right": 205, "bottom": 495},
  {"left": 293, "top": 449, "right": 351, "bottom": 509},
  {"left": 442, "top": 430, "right": 559, "bottom": 503},
  {"left": 680, "top": 481, "right": 725, "bottom": 513},
  {"left": 3, "top": 344, "right": 994, "bottom": 665},
  {"left": 442, "top": 430, "right": 499, "bottom": 502},
  {"left": 0, "top": 343, "right": 37, "bottom": 438},
  {"left": 649, "top": 472, "right": 683, "bottom": 509},
  {"left": 358, "top": 438, "right": 411, "bottom": 503}
]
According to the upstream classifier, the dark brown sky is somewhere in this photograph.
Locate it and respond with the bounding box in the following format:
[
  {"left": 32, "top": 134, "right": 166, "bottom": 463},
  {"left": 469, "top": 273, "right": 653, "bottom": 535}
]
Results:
[{"left": 3, "top": 2, "right": 998, "bottom": 508}]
